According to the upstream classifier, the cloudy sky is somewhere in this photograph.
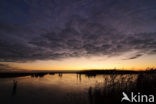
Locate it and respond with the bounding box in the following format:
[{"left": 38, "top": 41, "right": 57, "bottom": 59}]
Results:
[{"left": 0, "top": 0, "right": 156, "bottom": 71}]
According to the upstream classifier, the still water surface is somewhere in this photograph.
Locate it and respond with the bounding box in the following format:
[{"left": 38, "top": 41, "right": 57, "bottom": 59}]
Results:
[{"left": 0, "top": 74, "right": 137, "bottom": 104}]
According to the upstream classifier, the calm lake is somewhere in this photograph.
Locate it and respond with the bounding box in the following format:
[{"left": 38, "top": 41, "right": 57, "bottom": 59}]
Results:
[{"left": 0, "top": 74, "right": 138, "bottom": 104}]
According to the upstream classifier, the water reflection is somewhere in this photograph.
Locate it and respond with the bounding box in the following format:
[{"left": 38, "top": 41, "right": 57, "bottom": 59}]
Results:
[
  {"left": 30, "top": 73, "right": 47, "bottom": 78},
  {"left": 12, "top": 80, "right": 17, "bottom": 96},
  {"left": 58, "top": 73, "right": 63, "bottom": 78},
  {"left": 0, "top": 73, "right": 155, "bottom": 104},
  {"left": 77, "top": 74, "right": 82, "bottom": 82},
  {"left": 88, "top": 87, "right": 93, "bottom": 104}
]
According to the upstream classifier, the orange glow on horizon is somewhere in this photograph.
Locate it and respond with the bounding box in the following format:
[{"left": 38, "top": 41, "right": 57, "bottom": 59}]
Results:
[{"left": 2, "top": 53, "right": 155, "bottom": 71}]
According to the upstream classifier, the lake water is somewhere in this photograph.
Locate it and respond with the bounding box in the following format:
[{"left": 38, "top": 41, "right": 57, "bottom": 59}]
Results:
[{"left": 0, "top": 74, "right": 138, "bottom": 104}]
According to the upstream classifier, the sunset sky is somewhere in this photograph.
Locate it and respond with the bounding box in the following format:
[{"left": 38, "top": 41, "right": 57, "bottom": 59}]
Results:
[{"left": 0, "top": 0, "right": 156, "bottom": 71}]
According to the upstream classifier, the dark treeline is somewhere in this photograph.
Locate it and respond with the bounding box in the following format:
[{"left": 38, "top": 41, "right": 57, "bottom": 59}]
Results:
[
  {"left": 77, "top": 69, "right": 156, "bottom": 77},
  {"left": 0, "top": 72, "right": 55, "bottom": 78},
  {"left": 0, "top": 69, "right": 156, "bottom": 78}
]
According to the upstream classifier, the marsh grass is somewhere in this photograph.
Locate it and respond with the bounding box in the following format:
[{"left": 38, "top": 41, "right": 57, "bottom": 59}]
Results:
[
  {"left": 89, "top": 72, "right": 156, "bottom": 104},
  {"left": 66, "top": 69, "right": 156, "bottom": 104}
]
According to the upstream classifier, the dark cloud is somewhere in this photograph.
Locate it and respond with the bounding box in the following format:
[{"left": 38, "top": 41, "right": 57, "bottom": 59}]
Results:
[
  {"left": 1, "top": 16, "right": 156, "bottom": 62},
  {"left": 0, "top": 63, "right": 9, "bottom": 68},
  {"left": 128, "top": 54, "right": 143, "bottom": 60},
  {"left": 0, "top": 63, "right": 12, "bottom": 72},
  {"left": 28, "top": 17, "right": 156, "bottom": 60},
  {"left": 124, "top": 54, "right": 144, "bottom": 60},
  {"left": 0, "top": 63, "right": 22, "bottom": 72},
  {"left": 0, "top": 0, "right": 156, "bottom": 62}
]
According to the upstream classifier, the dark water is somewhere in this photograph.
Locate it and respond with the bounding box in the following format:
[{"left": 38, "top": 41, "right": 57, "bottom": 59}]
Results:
[{"left": 0, "top": 74, "right": 138, "bottom": 104}]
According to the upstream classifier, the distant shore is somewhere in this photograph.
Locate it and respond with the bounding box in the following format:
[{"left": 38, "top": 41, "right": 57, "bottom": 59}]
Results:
[{"left": 0, "top": 69, "right": 156, "bottom": 78}]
